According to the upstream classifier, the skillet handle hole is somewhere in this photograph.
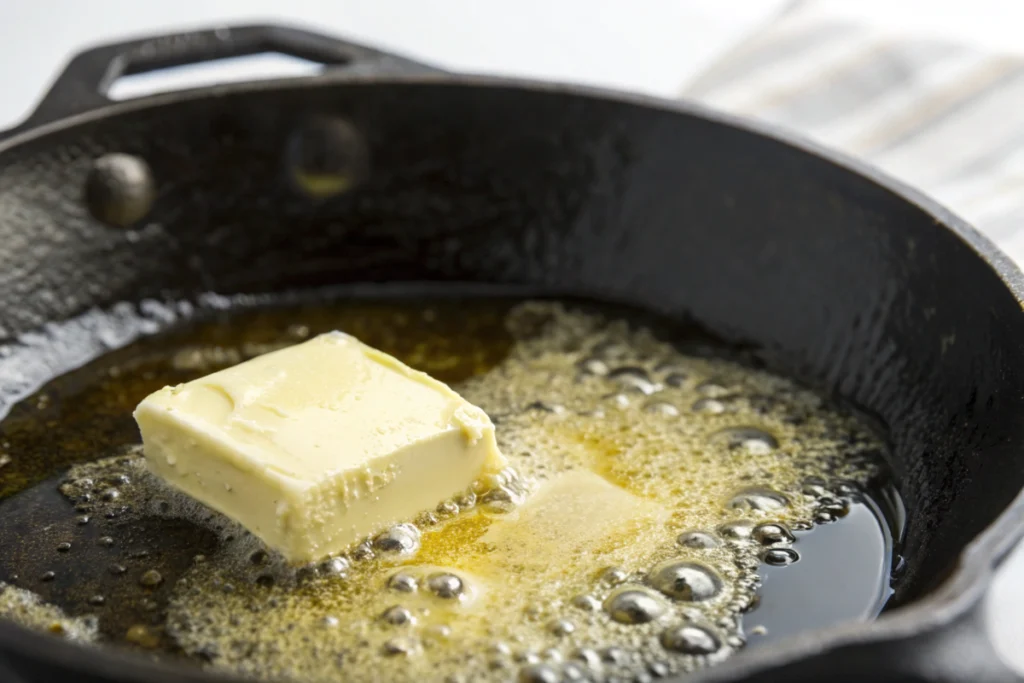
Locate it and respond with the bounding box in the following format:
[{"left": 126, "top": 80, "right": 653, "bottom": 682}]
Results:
[{"left": 107, "top": 52, "right": 330, "bottom": 101}]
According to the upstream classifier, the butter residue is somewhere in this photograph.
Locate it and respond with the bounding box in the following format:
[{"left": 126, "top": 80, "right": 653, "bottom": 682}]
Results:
[{"left": 0, "top": 582, "right": 99, "bottom": 643}]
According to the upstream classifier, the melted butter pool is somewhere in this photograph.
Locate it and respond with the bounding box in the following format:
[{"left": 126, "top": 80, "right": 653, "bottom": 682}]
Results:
[{"left": 0, "top": 298, "right": 900, "bottom": 682}]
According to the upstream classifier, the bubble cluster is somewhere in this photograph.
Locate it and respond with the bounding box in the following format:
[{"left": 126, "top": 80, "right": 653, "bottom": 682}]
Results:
[
  {"left": 0, "top": 300, "right": 886, "bottom": 683},
  {"left": 0, "top": 582, "right": 98, "bottom": 643}
]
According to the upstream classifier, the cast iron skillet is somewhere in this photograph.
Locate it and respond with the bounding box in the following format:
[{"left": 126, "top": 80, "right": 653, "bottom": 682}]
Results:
[{"left": 0, "top": 24, "right": 1022, "bottom": 683}]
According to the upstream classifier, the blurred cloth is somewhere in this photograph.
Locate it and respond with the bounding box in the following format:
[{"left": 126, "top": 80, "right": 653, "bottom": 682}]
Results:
[{"left": 681, "top": 1, "right": 1024, "bottom": 262}]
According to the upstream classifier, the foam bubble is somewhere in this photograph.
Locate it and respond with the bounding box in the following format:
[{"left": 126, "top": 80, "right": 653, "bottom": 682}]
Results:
[{"left": 15, "top": 301, "right": 884, "bottom": 683}]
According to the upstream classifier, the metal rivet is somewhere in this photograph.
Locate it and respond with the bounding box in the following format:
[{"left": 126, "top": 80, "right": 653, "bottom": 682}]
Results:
[
  {"left": 286, "top": 116, "right": 368, "bottom": 199},
  {"left": 84, "top": 153, "right": 155, "bottom": 228}
]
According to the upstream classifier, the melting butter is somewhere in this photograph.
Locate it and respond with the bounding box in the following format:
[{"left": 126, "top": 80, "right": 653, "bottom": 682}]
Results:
[{"left": 134, "top": 332, "right": 506, "bottom": 563}]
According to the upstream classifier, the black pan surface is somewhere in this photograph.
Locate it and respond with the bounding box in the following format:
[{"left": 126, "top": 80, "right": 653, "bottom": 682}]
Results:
[{"left": 0, "top": 24, "right": 1021, "bottom": 683}]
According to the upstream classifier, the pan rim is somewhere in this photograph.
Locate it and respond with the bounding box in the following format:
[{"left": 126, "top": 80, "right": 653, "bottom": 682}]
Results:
[{"left": 0, "top": 71, "right": 1022, "bottom": 682}]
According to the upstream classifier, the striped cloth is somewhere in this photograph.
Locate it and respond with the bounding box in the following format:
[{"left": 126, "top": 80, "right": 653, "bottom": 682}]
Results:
[{"left": 680, "top": 2, "right": 1024, "bottom": 263}]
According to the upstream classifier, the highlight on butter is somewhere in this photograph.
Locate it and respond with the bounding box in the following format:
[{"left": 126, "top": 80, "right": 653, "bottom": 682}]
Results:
[{"left": 133, "top": 331, "right": 507, "bottom": 563}]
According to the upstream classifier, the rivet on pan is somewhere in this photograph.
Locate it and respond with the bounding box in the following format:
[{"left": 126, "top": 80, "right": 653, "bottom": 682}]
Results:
[
  {"left": 84, "top": 153, "right": 156, "bottom": 228},
  {"left": 286, "top": 116, "right": 369, "bottom": 199}
]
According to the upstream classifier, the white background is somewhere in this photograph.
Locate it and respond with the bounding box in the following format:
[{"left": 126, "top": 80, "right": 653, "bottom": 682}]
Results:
[
  {"left": 0, "top": 0, "right": 1022, "bottom": 674},
  {"left": 0, "top": 0, "right": 785, "bottom": 130}
]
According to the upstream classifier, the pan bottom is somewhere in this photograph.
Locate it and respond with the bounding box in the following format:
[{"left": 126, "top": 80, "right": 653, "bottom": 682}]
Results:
[{"left": 0, "top": 294, "right": 901, "bottom": 682}]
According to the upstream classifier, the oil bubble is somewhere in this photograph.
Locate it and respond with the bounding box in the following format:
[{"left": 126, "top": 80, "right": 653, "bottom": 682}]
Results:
[
  {"left": 693, "top": 398, "right": 726, "bottom": 414},
  {"left": 726, "top": 634, "right": 745, "bottom": 649},
  {"left": 660, "top": 624, "right": 721, "bottom": 655},
  {"left": 577, "top": 358, "right": 609, "bottom": 376},
  {"left": 604, "top": 587, "right": 666, "bottom": 624},
  {"left": 763, "top": 548, "right": 800, "bottom": 566},
  {"left": 563, "top": 662, "right": 588, "bottom": 680},
  {"left": 697, "top": 381, "right": 732, "bottom": 398},
  {"left": 604, "top": 393, "right": 631, "bottom": 409},
  {"left": 382, "top": 637, "right": 418, "bottom": 657},
  {"left": 472, "top": 472, "right": 503, "bottom": 495},
  {"left": 802, "top": 477, "right": 829, "bottom": 497},
  {"left": 480, "top": 487, "right": 518, "bottom": 514},
  {"left": 648, "top": 561, "right": 722, "bottom": 602},
  {"left": 381, "top": 606, "right": 415, "bottom": 626},
  {"left": 663, "top": 371, "right": 687, "bottom": 387},
  {"left": 599, "top": 566, "right": 628, "bottom": 586},
  {"left": 518, "top": 663, "right": 560, "bottom": 683},
  {"left": 351, "top": 541, "right": 375, "bottom": 561},
  {"left": 815, "top": 511, "right": 838, "bottom": 524},
  {"left": 572, "top": 594, "right": 601, "bottom": 611},
  {"left": 643, "top": 401, "right": 680, "bottom": 416},
  {"left": 752, "top": 523, "right": 794, "bottom": 545},
  {"left": 677, "top": 531, "right": 721, "bottom": 549},
  {"left": 388, "top": 572, "right": 418, "bottom": 593},
  {"left": 426, "top": 572, "right": 464, "bottom": 599},
  {"left": 820, "top": 498, "right": 850, "bottom": 517},
  {"left": 139, "top": 570, "right": 163, "bottom": 588},
  {"left": 374, "top": 524, "right": 421, "bottom": 555},
  {"left": 648, "top": 661, "right": 671, "bottom": 678},
  {"left": 573, "top": 648, "right": 602, "bottom": 669},
  {"left": 526, "top": 401, "right": 565, "bottom": 414},
  {"left": 727, "top": 487, "right": 789, "bottom": 512},
  {"left": 454, "top": 491, "right": 477, "bottom": 508},
  {"left": 717, "top": 521, "right": 754, "bottom": 541},
  {"left": 540, "top": 648, "right": 562, "bottom": 663},
  {"left": 711, "top": 427, "right": 778, "bottom": 454},
  {"left": 607, "top": 367, "right": 659, "bottom": 394},
  {"left": 547, "top": 619, "right": 575, "bottom": 636}
]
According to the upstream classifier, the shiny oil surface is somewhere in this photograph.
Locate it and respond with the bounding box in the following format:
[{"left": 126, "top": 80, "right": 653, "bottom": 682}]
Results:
[{"left": 0, "top": 297, "right": 899, "bottom": 682}]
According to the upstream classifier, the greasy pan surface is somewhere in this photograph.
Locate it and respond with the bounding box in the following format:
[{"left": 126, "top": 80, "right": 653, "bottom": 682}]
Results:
[{"left": 0, "top": 69, "right": 1023, "bottom": 682}]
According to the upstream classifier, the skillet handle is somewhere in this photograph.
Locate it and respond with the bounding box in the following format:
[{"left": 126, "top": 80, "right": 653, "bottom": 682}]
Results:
[{"left": 0, "top": 24, "right": 442, "bottom": 141}]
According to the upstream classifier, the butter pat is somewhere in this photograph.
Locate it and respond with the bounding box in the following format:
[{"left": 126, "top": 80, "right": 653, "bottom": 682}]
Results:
[{"left": 134, "top": 332, "right": 506, "bottom": 563}]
